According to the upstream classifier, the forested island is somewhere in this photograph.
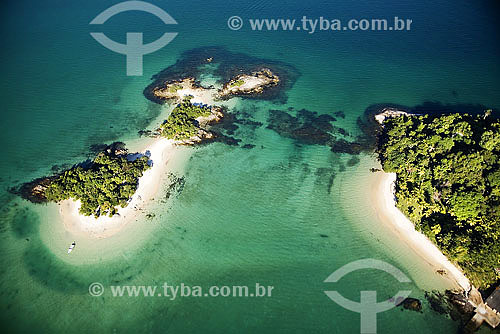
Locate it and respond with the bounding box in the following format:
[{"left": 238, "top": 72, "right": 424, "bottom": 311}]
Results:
[
  {"left": 377, "top": 111, "right": 500, "bottom": 289},
  {"left": 159, "top": 98, "right": 222, "bottom": 142},
  {"left": 19, "top": 145, "right": 151, "bottom": 218}
]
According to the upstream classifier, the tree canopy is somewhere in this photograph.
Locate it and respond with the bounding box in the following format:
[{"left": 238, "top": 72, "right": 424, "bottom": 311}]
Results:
[
  {"left": 160, "top": 99, "right": 212, "bottom": 140},
  {"left": 378, "top": 112, "right": 500, "bottom": 289},
  {"left": 45, "top": 152, "right": 151, "bottom": 218}
]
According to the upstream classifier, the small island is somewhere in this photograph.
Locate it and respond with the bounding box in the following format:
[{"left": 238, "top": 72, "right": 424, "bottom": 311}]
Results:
[
  {"left": 150, "top": 68, "right": 281, "bottom": 104},
  {"left": 21, "top": 144, "right": 151, "bottom": 218},
  {"left": 158, "top": 97, "right": 224, "bottom": 144},
  {"left": 217, "top": 68, "right": 280, "bottom": 99}
]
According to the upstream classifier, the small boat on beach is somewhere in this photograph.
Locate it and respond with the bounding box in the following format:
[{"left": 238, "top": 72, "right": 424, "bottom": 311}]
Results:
[{"left": 67, "top": 241, "right": 76, "bottom": 254}]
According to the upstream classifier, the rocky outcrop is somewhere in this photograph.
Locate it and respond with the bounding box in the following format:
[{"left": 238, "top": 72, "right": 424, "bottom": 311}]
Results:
[
  {"left": 174, "top": 106, "right": 225, "bottom": 146},
  {"left": 176, "top": 129, "right": 215, "bottom": 146},
  {"left": 397, "top": 297, "right": 423, "bottom": 312},
  {"left": 425, "top": 290, "right": 476, "bottom": 325},
  {"left": 197, "top": 106, "right": 224, "bottom": 127},
  {"left": 217, "top": 68, "right": 280, "bottom": 99},
  {"left": 13, "top": 176, "right": 53, "bottom": 203},
  {"left": 152, "top": 77, "right": 201, "bottom": 102},
  {"left": 374, "top": 107, "right": 413, "bottom": 125}
]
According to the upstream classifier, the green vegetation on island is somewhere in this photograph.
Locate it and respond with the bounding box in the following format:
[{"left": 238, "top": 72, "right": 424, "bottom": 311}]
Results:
[
  {"left": 230, "top": 79, "right": 245, "bottom": 88},
  {"left": 378, "top": 112, "right": 500, "bottom": 288},
  {"left": 168, "top": 83, "right": 183, "bottom": 93},
  {"left": 45, "top": 151, "right": 151, "bottom": 218},
  {"left": 159, "top": 99, "right": 212, "bottom": 140}
]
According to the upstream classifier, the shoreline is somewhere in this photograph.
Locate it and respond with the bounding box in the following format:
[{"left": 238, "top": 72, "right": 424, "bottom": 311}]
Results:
[
  {"left": 56, "top": 78, "right": 239, "bottom": 240},
  {"left": 36, "top": 63, "right": 277, "bottom": 242},
  {"left": 59, "top": 138, "right": 176, "bottom": 239},
  {"left": 371, "top": 171, "right": 471, "bottom": 292}
]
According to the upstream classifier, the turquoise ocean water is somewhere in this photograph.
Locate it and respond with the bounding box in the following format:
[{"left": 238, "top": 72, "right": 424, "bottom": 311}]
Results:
[{"left": 1, "top": 0, "right": 500, "bottom": 333}]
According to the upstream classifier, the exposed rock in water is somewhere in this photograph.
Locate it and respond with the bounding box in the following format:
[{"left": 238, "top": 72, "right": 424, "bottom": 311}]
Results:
[
  {"left": 12, "top": 177, "right": 54, "bottom": 203},
  {"left": 151, "top": 77, "right": 205, "bottom": 103},
  {"left": 138, "top": 129, "right": 155, "bottom": 138},
  {"left": 396, "top": 297, "right": 422, "bottom": 312},
  {"left": 375, "top": 107, "right": 413, "bottom": 125},
  {"left": 143, "top": 46, "right": 299, "bottom": 105},
  {"left": 425, "top": 290, "right": 475, "bottom": 325},
  {"left": 217, "top": 68, "right": 280, "bottom": 99},
  {"left": 90, "top": 142, "right": 128, "bottom": 157},
  {"left": 175, "top": 129, "right": 216, "bottom": 146}
]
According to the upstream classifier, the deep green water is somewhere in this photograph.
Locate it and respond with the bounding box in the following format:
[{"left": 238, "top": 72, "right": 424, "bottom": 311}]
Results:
[{"left": 1, "top": 0, "right": 500, "bottom": 333}]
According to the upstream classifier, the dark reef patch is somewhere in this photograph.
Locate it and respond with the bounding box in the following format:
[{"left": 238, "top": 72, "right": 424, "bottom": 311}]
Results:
[
  {"left": 144, "top": 46, "right": 300, "bottom": 104},
  {"left": 333, "top": 111, "right": 345, "bottom": 119},
  {"left": 314, "top": 167, "right": 337, "bottom": 194},
  {"left": 346, "top": 156, "right": 360, "bottom": 167},
  {"left": 200, "top": 106, "right": 265, "bottom": 147},
  {"left": 10, "top": 206, "right": 39, "bottom": 239},
  {"left": 163, "top": 173, "right": 186, "bottom": 202},
  {"left": 266, "top": 107, "right": 370, "bottom": 155}
]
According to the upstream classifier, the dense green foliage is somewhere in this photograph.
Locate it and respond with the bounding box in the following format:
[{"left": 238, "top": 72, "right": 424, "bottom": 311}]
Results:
[
  {"left": 160, "top": 100, "right": 211, "bottom": 140},
  {"left": 378, "top": 112, "right": 500, "bottom": 288},
  {"left": 45, "top": 153, "right": 151, "bottom": 217}
]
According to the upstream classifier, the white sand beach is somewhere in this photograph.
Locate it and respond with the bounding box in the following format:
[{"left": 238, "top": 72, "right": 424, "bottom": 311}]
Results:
[
  {"left": 59, "top": 138, "right": 175, "bottom": 239},
  {"left": 56, "top": 83, "right": 237, "bottom": 241},
  {"left": 176, "top": 86, "right": 217, "bottom": 105},
  {"left": 371, "top": 171, "right": 471, "bottom": 292}
]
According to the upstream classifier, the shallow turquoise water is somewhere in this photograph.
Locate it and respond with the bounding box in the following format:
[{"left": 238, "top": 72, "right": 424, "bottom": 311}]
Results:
[{"left": 1, "top": 0, "right": 499, "bottom": 333}]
